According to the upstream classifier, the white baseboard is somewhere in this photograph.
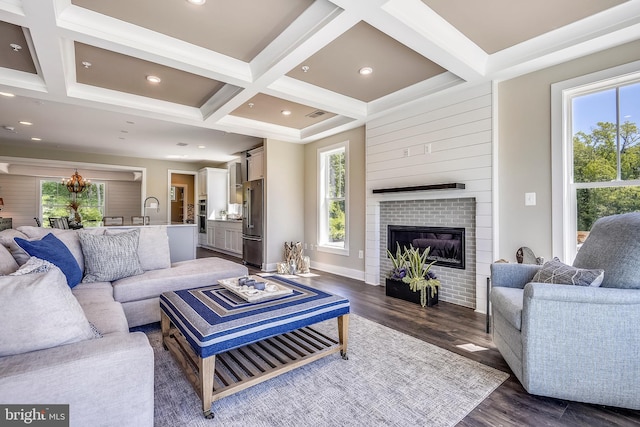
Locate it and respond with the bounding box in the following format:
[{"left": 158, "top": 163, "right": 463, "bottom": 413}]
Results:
[{"left": 309, "top": 260, "right": 365, "bottom": 281}]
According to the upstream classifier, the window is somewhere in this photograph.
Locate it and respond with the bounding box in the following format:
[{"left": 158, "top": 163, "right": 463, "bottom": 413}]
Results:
[
  {"left": 40, "top": 180, "right": 105, "bottom": 227},
  {"left": 318, "top": 141, "right": 349, "bottom": 255},
  {"left": 552, "top": 62, "right": 640, "bottom": 262}
]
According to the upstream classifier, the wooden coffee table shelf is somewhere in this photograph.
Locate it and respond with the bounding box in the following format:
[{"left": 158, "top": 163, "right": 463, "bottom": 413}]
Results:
[{"left": 161, "top": 313, "right": 348, "bottom": 418}]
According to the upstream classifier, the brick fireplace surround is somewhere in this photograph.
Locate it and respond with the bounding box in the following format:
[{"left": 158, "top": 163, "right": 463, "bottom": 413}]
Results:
[{"left": 379, "top": 198, "right": 477, "bottom": 309}]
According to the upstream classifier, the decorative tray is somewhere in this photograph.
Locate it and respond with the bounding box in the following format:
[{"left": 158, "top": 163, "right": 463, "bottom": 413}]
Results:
[{"left": 218, "top": 275, "right": 293, "bottom": 303}]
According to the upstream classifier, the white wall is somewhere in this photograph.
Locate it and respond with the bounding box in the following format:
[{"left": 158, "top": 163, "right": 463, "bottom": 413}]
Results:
[
  {"left": 0, "top": 174, "right": 39, "bottom": 227},
  {"left": 497, "top": 39, "right": 640, "bottom": 262},
  {"left": 264, "top": 139, "right": 305, "bottom": 270},
  {"left": 105, "top": 181, "right": 143, "bottom": 220},
  {"left": 365, "top": 82, "right": 494, "bottom": 312},
  {"left": 303, "top": 127, "right": 366, "bottom": 280}
]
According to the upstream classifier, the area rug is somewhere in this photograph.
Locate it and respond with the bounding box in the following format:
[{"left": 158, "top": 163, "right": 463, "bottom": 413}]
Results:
[{"left": 148, "top": 314, "right": 508, "bottom": 427}]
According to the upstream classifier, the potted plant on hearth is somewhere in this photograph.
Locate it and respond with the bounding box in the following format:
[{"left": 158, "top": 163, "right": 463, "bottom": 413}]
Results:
[{"left": 385, "top": 243, "right": 440, "bottom": 307}]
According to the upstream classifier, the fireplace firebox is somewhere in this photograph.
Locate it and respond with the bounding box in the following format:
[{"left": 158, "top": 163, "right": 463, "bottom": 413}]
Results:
[{"left": 387, "top": 225, "right": 465, "bottom": 270}]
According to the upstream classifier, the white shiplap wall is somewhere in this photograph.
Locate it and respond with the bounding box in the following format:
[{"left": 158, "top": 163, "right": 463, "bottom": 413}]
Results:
[
  {"left": 0, "top": 175, "right": 39, "bottom": 228},
  {"left": 365, "top": 82, "right": 493, "bottom": 313},
  {"left": 0, "top": 175, "right": 141, "bottom": 228},
  {"left": 106, "top": 181, "right": 142, "bottom": 220}
]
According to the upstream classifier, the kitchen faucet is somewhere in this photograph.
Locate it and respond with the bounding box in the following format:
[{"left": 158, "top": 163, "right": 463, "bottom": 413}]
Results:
[{"left": 143, "top": 196, "right": 160, "bottom": 222}]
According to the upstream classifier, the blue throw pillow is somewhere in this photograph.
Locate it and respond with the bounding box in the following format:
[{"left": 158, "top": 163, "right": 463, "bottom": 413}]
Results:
[{"left": 14, "top": 233, "right": 82, "bottom": 288}]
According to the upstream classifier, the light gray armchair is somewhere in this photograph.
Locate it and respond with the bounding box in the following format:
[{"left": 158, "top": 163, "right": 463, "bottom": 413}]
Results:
[{"left": 490, "top": 212, "right": 640, "bottom": 410}]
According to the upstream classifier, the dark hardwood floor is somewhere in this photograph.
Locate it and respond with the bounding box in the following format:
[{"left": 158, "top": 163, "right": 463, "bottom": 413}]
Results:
[{"left": 198, "top": 248, "right": 640, "bottom": 427}]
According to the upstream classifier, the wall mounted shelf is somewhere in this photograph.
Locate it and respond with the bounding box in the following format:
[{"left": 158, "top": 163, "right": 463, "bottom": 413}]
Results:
[{"left": 372, "top": 183, "right": 465, "bottom": 194}]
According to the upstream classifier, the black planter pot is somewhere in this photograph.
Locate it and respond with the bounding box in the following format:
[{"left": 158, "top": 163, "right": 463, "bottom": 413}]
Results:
[{"left": 385, "top": 278, "right": 438, "bottom": 307}]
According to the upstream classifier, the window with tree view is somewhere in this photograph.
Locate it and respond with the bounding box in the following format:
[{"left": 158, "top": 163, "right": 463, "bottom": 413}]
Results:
[
  {"left": 571, "top": 80, "right": 640, "bottom": 246},
  {"left": 318, "top": 142, "right": 348, "bottom": 253},
  {"left": 41, "top": 180, "right": 105, "bottom": 227}
]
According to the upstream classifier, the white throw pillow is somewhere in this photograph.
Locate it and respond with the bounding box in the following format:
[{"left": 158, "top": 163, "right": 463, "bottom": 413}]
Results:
[
  {"left": 0, "top": 243, "right": 19, "bottom": 275},
  {"left": 0, "top": 268, "right": 97, "bottom": 357}
]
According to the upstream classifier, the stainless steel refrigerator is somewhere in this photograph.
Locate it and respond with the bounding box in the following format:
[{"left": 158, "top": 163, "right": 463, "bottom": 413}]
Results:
[{"left": 242, "top": 179, "right": 264, "bottom": 267}]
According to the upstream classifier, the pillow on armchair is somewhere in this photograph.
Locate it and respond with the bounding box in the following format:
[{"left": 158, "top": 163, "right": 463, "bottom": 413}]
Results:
[
  {"left": 532, "top": 257, "right": 604, "bottom": 287},
  {"left": 573, "top": 212, "right": 640, "bottom": 289}
]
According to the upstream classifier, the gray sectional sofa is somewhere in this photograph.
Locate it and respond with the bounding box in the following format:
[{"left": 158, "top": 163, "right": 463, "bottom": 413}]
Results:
[{"left": 0, "top": 225, "right": 248, "bottom": 427}]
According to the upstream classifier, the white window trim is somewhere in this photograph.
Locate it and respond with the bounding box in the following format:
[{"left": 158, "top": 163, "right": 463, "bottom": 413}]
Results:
[
  {"left": 551, "top": 59, "right": 640, "bottom": 263},
  {"left": 317, "top": 140, "right": 349, "bottom": 256}
]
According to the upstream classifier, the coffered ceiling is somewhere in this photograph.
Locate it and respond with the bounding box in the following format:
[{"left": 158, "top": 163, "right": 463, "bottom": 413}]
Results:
[{"left": 0, "top": 0, "right": 638, "bottom": 163}]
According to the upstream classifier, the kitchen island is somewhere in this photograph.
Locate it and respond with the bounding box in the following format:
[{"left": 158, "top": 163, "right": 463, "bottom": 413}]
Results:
[{"left": 90, "top": 223, "right": 198, "bottom": 263}]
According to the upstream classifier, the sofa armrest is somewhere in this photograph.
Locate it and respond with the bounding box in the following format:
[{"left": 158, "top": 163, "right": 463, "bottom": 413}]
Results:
[
  {"left": 490, "top": 263, "right": 541, "bottom": 289},
  {"left": 0, "top": 332, "right": 154, "bottom": 427},
  {"left": 521, "top": 283, "right": 640, "bottom": 409}
]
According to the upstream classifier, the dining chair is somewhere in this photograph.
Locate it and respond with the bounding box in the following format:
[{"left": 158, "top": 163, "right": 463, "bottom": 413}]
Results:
[
  {"left": 131, "top": 216, "right": 149, "bottom": 225},
  {"left": 102, "top": 216, "right": 124, "bottom": 226},
  {"left": 49, "top": 217, "right": 70, "bottom": 229}
]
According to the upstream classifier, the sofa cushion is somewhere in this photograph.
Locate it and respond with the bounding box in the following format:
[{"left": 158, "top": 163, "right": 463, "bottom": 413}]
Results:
[
  {"left": 490, "top": 287, "right": 524, "bottom": 331},
  {"left": 0, "top": 268, "right": 97, "bottom": 356},
  {"left": 112, "top": 257, "right": 248, "bottom": 303},
  {"left": 573, "top": 212, "right": 640, "bottom": 289},
  {"left": 79, "top": 229, "right": 144, "bottom": 283},
  {"left": 106, "top": 226, "right": 171, "bottom": 271},
  {"left": 0, "top": 243, "right": 18, "bottom": 275},
  {"left": 532, "top": 257, "right": 604, "bottom": 287},
  {"left": 80, "top": 300, "right": 130, "bottom": 335},
  {"left": 0, "top": 229, "right": 29, "bottom": 266},
  {"left": 14, "top": 233, "right": 83, "bottom": 288}
]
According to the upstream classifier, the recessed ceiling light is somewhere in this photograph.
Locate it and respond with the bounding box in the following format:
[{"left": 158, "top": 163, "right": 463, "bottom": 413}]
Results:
[
  {"left": 31, "top": 137, "right": 41, "bottom": 141},
  {"left": 359, "top": 67, "right": 373, "bottom": 75},
  {"left": 281, "top": 110, "right": 292, "bottom": 116},
  {"left": 9, "top": 43, "right": 22, "bottom": 52},
  {"left": 146, "top": 75, "right": 161, "bottom": 84},
  {"left": 198, "top": 145, "right": 206, "bottom": 149},
  {"left": 0, "top": 92, "right": 15, "bottom": 97},
  {"left": 186, "top": 0, "right": 206, "bottom": 4},
  {"left": 19, "top": 121, "right": 32, "bottom": 126}
]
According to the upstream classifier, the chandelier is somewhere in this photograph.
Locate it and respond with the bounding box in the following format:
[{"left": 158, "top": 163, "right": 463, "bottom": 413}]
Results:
[{"left": 63, "top": 169, "right": 90, "bottom": 193}]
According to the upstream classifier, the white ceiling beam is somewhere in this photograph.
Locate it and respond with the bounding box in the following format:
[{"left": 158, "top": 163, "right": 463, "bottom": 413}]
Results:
[
  {"left": 377, "top": 0, "right": 487, "bottom": 82},
  {"left": 0, "top": 0, "right": 26, "bottom": 25},
  {"left": 203, "top": 0, "right": 358, "bottom": 124},
  {"left": 267, "top": 76, "right": 367, "bottom": 119},
  {"left": 20, "top": 0, "right": 69, "bottom": 97},
  {"left": 56, "top": 4, "right": 252, "bottom": 86}
]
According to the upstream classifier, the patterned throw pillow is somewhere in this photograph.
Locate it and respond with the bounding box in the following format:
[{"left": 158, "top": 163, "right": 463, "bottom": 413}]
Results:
[
  {"left": 79, "top": 229, "right": 144, "bottom": 283},
  {"left": 532, "top": 257, "right": 604, "bottom": 287},
  {"left": 9, "top": 257, "right": 55, "bottom": 275}
]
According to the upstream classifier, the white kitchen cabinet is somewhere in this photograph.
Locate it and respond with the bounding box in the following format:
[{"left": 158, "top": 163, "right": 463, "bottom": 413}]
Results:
[
  {"left": 204, "top": 220, "right": 242, "bottom": 257},
  {"left": 247, "top": 147, "right": 264, "bottom": 181},
  {"left": 206, "top": 223, "right": 216, "bottom": 248},
  {"left": 197, "top": 169, "right": 207, "bottom": 197},
  {"left": 198, "top": 167, "right": 227, "bottom": 219}
]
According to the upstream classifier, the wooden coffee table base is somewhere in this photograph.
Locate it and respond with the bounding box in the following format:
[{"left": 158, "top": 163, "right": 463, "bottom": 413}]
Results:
[{"left": 161, "top": 312, "right": 349, "bottom": 418}]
